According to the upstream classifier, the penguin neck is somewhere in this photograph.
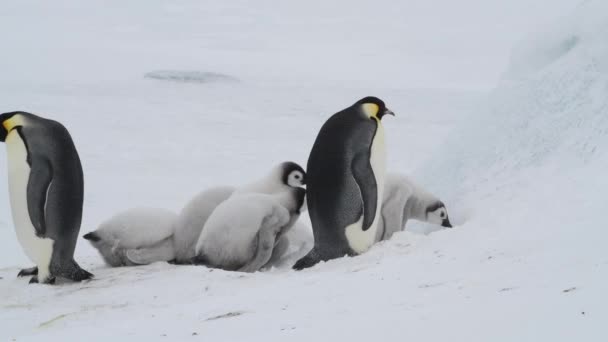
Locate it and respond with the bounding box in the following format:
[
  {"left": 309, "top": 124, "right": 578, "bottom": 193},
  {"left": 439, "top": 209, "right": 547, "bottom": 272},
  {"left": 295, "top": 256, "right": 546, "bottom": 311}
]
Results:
[
  {"left": 271, "top": 187, "right": 304, "bottom": 214},
  {"left": 403, "top": 193, "right": 427, "bottom": 225},
  {"left": 404, "top": 186, "right": 444, "bottom": 225}
]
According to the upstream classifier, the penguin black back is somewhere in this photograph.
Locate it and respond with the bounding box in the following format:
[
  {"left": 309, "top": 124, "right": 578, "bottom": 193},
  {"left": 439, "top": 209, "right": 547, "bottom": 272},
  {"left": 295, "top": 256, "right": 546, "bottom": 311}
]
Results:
[
  {"left": 295, "top": 97, "right": 394, "bottom": 269},
  {"left": 1, "top": 111, "right": 90, "bottom": 283},
  {"left": 307, "top": 105, "right": 377, "bottom": 252}
]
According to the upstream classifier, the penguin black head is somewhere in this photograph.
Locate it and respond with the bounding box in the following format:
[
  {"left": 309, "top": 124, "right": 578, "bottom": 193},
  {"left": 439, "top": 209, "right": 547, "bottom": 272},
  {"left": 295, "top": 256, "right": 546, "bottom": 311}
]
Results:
[
  {"left": 280, "top": 161, "right": 306, "bottom": 188},
  {"left": 0, "top": 112, "right": 23, "bottom": 142},
  {"left": 425, "top": 201, "right": 452, "bottom": 228},
  {"left": 354, "top": 96, "right": 395, "bottom": 121}
]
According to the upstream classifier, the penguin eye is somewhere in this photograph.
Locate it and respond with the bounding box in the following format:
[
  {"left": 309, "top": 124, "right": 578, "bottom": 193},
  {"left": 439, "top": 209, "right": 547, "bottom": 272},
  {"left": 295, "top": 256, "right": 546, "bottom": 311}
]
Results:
[{"left": 440, "top": 211, "right": 446, "bottom": 218}]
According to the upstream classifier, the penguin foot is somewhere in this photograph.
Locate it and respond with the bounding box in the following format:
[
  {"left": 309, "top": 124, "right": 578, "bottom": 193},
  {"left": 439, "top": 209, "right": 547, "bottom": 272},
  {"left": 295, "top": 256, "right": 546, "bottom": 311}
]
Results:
[
  {"left": 167, "top": 259, "right": 190, "bottom": 265},
  {"left": 190, "top": 254, "right": 210, "bottom": 266},
  {"left": 293, "top": 250, "right": 321, "bottom": 270},
  {"left": 56, "top": 261, "right": 94, "bottom": 282},
  {"left": 28, "top": 276, "right": 56, "bottom": 285},
  {"left": 69, "top": 268, "right": 94, "bottom": 282},
  {"left": 17, "top": 267, "right": 38, "bottom": 277}
]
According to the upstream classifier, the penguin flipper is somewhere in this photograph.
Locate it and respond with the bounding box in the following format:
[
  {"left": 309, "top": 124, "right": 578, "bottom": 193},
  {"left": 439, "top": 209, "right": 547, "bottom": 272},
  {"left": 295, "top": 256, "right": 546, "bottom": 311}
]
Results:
[
  {"left": 351, "top": 151, "right": 378, "bottom": 231},
  {"left": 26, "top": 157, "right": 53, "bottom": 237},
  {"left": 238, "top": 208, "right": 287, "bottom": 273}
]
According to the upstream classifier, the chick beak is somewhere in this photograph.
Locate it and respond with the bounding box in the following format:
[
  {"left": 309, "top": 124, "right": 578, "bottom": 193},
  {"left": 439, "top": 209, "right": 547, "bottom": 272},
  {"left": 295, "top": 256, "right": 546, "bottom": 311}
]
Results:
[{"left": 442, "top": 218, "right": 453, "bottom": 228}]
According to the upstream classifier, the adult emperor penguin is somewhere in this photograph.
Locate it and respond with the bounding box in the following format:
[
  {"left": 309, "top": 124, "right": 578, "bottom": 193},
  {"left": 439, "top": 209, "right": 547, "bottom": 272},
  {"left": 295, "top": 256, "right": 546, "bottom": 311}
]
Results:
[
  {"left": 0, "top": 111, "right": 93, "bottom": 284},
  {"left": 375, "top": 173, "right": 452, "bottom": 242},
  {"left": 293, "top": 97, "right": 394, "bottom": 270}
]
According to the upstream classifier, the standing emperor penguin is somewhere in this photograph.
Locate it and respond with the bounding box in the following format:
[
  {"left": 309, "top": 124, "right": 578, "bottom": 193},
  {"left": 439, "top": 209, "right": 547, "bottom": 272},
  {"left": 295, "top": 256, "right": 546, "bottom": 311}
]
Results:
[
  {"left": 0, "top": 111, "right": 92, "bottom": 284},
  {"left": 293, "top": 97, "right": 394, "bottom": 270}
]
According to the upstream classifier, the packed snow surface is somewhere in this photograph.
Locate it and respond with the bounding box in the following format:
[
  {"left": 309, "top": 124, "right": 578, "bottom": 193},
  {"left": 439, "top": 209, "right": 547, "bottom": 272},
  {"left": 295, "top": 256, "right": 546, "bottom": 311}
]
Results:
[{"left": 1, "top": 0, "right": 606, "bottom": 341}]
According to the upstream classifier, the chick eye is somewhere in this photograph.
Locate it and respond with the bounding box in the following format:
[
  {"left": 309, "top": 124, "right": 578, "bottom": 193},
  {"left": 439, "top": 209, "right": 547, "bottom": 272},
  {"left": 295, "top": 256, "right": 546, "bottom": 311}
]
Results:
[{"left": 440, "top": 212, "right": 446, "bottom": 218}]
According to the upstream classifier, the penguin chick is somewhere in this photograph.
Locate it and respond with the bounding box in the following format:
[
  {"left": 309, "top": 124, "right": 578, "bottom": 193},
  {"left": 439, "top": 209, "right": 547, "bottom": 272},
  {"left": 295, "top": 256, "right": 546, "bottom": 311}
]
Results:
[
  {"left": 376, "top": 173, "right": 452, "bottom": 242},
  {"left": 172, "top": 161, "right": 306, "bottom": 264},
  {"left": 83, "top": 208, "right": 177, "bottom": 267},
  {"left": 193, "top": 187, "right": 306, "bottom": 273},
  {"left": 172, "top": 186, "right": 235, "bottom": 264}
]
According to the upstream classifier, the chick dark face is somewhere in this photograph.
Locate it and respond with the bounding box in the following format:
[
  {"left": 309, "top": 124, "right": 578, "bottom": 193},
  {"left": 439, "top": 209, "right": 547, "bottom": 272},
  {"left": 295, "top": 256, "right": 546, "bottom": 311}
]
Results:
[
  {"left": 281, "top": 161, "right": 306, "bottom": 187},
  {"left": 426, "top": 201, "right": 452, "bottom": 228},
  {"left": 354, "top": 96, "right": 395, "bottom": 120}
]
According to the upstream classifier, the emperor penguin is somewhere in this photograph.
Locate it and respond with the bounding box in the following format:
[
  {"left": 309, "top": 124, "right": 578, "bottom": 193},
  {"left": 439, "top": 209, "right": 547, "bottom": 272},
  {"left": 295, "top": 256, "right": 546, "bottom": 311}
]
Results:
[
  {"left": 0, "top": 111, "right": 93, "bottom": 284},
  {"left": 173, "top": 161, "right": 306, "bottom": 265},
  {"left": 191, "top": 162, "right": 306, "bottom": 272},
  {"left": 375, "top": 173, "right": 452, "bottom": 242},
  {"left": 83, "top": 208, "right": 178, "bottom": 267},
  {"left": 293, "top": 97, "right": 394, "bottom": 270}
]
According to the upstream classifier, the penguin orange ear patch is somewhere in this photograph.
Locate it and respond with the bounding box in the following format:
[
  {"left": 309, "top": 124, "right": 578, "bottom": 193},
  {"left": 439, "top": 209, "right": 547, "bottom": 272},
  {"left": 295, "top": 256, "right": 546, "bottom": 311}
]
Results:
[
  {"left": 3, "top": 115, "right": 25, "bottom": 131},
  {"left": 362, "top": 103, "right": 380, "bottom": 118}
]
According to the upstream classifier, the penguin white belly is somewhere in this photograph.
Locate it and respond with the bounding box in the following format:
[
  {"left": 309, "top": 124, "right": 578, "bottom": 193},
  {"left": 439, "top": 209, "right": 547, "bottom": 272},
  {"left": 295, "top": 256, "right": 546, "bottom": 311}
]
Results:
[
  {"left": 345, "top": 123, "right": 386, "bottom": 254},
  {"left": 5, "top": 130, "right": 55, "bottom": 277}
]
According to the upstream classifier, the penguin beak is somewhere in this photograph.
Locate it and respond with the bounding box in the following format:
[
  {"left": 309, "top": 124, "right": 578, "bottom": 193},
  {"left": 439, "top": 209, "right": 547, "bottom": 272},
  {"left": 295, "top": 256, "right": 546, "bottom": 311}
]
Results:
[
  {"left": 383, "top": 108, "right": 395, "bottom": 117},
  {"left": 442, "top": 218, "right": 453, "bottom": 228}
]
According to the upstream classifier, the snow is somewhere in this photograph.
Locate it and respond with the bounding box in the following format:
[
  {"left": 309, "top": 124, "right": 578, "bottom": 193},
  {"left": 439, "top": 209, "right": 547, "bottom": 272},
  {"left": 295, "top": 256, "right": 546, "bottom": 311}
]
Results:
[{"left": 2, "top": 0, "right": 606, "bottom": 341}]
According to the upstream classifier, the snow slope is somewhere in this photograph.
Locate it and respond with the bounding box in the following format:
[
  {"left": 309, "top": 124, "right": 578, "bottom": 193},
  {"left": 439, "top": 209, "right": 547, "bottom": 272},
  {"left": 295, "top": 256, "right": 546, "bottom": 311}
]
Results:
[{"left": 3, "top": 0, "right": 605, "bottom": 341}]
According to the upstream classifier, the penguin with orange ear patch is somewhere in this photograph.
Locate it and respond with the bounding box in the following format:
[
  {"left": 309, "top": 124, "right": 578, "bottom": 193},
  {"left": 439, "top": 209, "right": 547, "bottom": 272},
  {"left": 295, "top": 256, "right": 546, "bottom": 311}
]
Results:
[
  {"left": 294, "top": 97, "right": 394, "bottom": 270},
  {"left": 0, "top": 111, "right": 92, "bottom": 284}
]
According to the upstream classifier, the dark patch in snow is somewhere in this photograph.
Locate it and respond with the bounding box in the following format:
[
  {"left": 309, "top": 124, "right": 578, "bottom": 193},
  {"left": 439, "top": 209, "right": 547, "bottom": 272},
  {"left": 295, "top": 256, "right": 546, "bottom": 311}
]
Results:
[
  {"left": 499, "top": 287, "right": 517, "bottom": 292},
  {"left": 562, "top": 287, "right": 577, "bottom": 293},
  {"left": 204, "top": 311, "right": 246, "bottom": 321},
  {"left": 144, "top": 70, "right": 239, "bottom": 84},
  {"left": 38, "top": 313, "right": 75, "bottom": 328}
]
